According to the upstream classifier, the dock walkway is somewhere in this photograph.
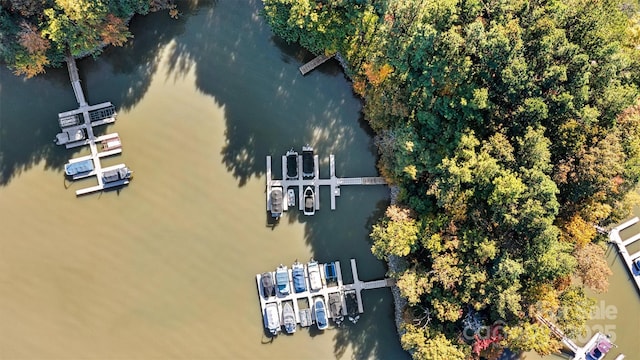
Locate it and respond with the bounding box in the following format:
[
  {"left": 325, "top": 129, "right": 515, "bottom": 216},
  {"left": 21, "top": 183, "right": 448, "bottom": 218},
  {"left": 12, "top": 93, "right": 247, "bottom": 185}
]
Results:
[
  {"left": 536, "top": 315, "right": 624, "bottom": 359},
  {"left": 266, "top": 153, "right": 386, "bottom": 213},
  {"left": 299, "top": 54, "right": 334, "bottom": 75},
  {"left": 609, "top": 217, "right": 640, "bottom": 294},
  {"left": 57, "top": 56, "right": 131, "bottom": 196},
  {"left": 256, "top": 259, "right": 392, "bottom": 332}
]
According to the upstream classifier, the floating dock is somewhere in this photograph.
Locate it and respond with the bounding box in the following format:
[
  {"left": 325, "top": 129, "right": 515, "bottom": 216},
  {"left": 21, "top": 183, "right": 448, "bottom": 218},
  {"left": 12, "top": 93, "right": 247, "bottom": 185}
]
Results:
[
  {"left": 608, "top": 217, "right": 640, "bottom": 294},
  {"left": 256, "top": 259, "right": 393, "bottom": 333},
  {"left": 266, "top": 152, "right": 386, "bottom": 213},
  {"left": 57, "top": 55, "right": 132, "bottom": 196},
  {"left": 299, "top": 54, "right": 334, "bottom": 75}
]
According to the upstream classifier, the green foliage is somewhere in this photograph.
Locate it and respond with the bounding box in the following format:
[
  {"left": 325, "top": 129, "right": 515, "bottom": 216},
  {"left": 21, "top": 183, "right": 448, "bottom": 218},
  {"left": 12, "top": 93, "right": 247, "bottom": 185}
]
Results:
[
  {"left": 401, "top": 325, "right": 467, "bottom": 360},
  {"left": 0, "top": 0, "right": 156, "bottom": 75},
  {"left": 269, "top": 0, "right": 640, "bottom": 357}
]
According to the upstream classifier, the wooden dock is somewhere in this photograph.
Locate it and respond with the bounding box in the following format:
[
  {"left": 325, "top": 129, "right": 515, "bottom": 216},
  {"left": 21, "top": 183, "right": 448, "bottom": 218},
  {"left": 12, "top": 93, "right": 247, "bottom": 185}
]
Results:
[
  {"left": 256, "top": 259, "right": 392, "bottom": 334},
  {"left": 57, "top": 56, "right": 132, "bottom": 196},
  {"left": 266, "top": 153, "right": 386, "bottom": 213},
  {"left": 609, "top": 217, "right": 640, "bottom": 294},
  {"left": 299, "top": 54, "right": 334, "bottom": 75},
  {"left": 536, "top": 314, "right": 624, "bottom": 360}
]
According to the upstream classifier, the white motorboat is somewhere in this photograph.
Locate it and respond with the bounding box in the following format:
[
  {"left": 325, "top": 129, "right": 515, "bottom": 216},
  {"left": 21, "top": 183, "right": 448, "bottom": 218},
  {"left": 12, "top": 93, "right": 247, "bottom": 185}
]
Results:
[
  {"left": 307, "top": 259, "right": 322, "bottom": 291},
  {"left": 303, "top": 186, "right": 315, "bottom": 216},
  {"left": 264, "top": 302, "right": 280, "bottom": 336}
]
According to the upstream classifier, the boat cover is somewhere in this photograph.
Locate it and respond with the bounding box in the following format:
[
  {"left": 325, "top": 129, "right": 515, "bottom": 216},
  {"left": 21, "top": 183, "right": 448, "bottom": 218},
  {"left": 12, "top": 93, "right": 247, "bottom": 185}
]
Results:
[
  {"left": 329, "top": 293, "right": 342, "bottom": 318},
  {"left": 315, "top": 300, "right": 328, "bottom": 329},
  {"left": 325, "top": 262, "right": 337, "bottom": 282},
  {"left": 265, "top": 304, "right": 280, "bottom": 333},
  {"left": 276, "top": 268, "right": 289, "bottom": 294},
  {"left": 271, "top": 188, "right": 283, "bottom": 216},
  {"left": 261, "top": 272, "right": 274, "bottom": 297},
  {"left": 345, "top": 291, "right": 358, "bottom": 316},
  {"left": 286, "top": 153, "right": 298, "bottom": 179},
  {"left": 308, "top": 262, "right": 322, "bottom": 291},
  {"left": 293, "top": 267, "right": 306, "bottom": 292},
  {"left": 65, "top": 159, "right": 94, "bottom": 175},
  {"left": 302, "top": 148, "right": 314, "bottom": 176}
]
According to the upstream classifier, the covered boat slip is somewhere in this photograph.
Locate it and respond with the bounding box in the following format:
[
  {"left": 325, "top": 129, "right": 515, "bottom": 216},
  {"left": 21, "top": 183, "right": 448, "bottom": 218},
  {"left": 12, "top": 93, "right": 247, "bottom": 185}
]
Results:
[{"left": 255, "top": 259, "right": 394, "bottom": 334}]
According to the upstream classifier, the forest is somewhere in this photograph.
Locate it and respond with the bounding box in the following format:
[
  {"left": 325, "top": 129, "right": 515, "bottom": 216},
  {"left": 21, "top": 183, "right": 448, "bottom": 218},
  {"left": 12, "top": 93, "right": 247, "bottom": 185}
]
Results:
[
  {"left": 262, "top": 0, "right": 640, "bottom": 359},
  {"left": 0, "top": 0, "right": 177, "bottom": 77}
]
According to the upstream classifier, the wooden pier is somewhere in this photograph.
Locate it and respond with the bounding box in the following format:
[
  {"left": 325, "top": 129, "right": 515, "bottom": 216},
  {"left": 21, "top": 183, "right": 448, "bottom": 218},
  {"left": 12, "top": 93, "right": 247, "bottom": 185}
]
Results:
[
  {"left": 536, "top": 315, "right": 624, "bottom": 359},
  {"left": 256, "top": 259, "right": 393, "bottom": 333},
  {"left": 266, "top": 153, "right": 386, "bottom": 213},
  {"left": 609, "top": 217, "right": 640, "bottom": 294},
  {"left": 299, "top": 54, "right": 334, "bottom": 75},
  {"left": 57, "top": 56, "right": 132, "bottom": 196}
]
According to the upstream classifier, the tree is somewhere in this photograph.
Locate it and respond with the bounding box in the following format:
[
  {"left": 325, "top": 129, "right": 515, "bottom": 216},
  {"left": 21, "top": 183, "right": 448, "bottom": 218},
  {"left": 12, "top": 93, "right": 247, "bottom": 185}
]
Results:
[{"left": 574, "top": 243, "right": 613, "bottom": 293}]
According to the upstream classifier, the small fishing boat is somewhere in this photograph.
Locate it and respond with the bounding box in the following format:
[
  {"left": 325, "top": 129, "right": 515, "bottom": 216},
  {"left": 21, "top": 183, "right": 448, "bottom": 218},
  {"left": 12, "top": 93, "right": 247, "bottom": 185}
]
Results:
[
  {"left": 328, "top": 292, "right": 344, "bottom": 325},
  {"left": 586, "top": 333, "right": 614, "bottom": 360},
  {"left": 292, "top": 261, "right": 307, "bottom": 293},
  {"left": 302, "top": 145, "right": 314, "bottom": 178},
  {"left": 261, "top": 272, "right": 275, "bottom": 298},
  {"left": 264, "top": 302, "right": 280, "bottom": 336},
  {"left": 345, "top": 289, "right": 360, "bottom": 323},
  {"left": 282, "top": 301, "right": 297, "bottom": 334},
  {"left": 287, "top": 188, "right": 296, "bottom": 207},
  {"left": 286, "top": 149, "right": 299, "bottom": 180},
  {"left": 314, "top": 297, "right": 329, "bottom": 330},
  {"left": 275, "top": 264, "right": 290, "bottom": 295},
  {"left": 270, "top": 187, "right": 284, "bottom": 219},
  {"left": 307, "top": 259, "right": 323, "bottom": 291},
  {"left": 303, "top": 186, "right": 315, "bottom": 216}
]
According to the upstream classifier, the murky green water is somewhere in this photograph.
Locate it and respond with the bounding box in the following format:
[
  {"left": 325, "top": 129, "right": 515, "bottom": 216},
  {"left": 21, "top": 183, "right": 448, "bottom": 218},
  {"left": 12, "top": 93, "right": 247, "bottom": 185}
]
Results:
[
  {"left": 0, "top": 1, "right": 407, "bottom": 359},
  {"left": 1, "top": 1, "right": 638, "bottom": 359}
]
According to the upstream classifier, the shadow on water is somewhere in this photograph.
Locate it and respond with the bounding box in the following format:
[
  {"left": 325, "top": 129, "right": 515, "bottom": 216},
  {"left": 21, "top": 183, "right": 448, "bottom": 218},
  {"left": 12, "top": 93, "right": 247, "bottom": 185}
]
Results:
[
  {"left": 0, "top": 0, "right": 407, "bottom": 358},
  {"left": 0, "top": 2, "right": 210, "bottom": 186}
]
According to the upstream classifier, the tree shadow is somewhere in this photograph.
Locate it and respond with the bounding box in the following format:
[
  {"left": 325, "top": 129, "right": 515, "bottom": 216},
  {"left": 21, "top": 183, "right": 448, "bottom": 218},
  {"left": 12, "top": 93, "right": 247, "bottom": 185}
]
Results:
[
  {"left": 0, "top": 1, "right": 209, "bottom": 186},
  {"left": 0, "top": 0, "right": 407, "bottom": 357}
]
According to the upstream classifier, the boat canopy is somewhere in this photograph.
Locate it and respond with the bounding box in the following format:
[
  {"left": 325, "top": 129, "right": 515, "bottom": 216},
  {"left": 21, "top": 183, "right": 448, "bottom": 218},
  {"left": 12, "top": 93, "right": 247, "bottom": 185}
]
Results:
[
  {"left": 286, "top": 151, "right": 298, "bottom": 179},
  {"left": 65, "top": 159, "right": 94, "bottom": 176},
  {"left": 293, "top": 266, "right": 306, "bottom": 292},
  {"left": 325, "top": 262, "right": 337, "bottom": 282},
  {"left": 103, "top": 167, "right": 130, "bottom": 183},
  {"left": 302, "top": 146, "right": 314, "bottom": 177},
  {"left": 271, "top": 188, "right": 283, "bottom": 217}
]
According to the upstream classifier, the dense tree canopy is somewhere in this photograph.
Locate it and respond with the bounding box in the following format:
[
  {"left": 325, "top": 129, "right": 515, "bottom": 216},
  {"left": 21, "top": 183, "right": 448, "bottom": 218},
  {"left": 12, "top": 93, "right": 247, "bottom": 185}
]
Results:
[
  {"left": 0, "top": 0, "right": 176, "bottom": 77},
  {"left": 262, "top": 0, "right": 640, "bottom": 358}
]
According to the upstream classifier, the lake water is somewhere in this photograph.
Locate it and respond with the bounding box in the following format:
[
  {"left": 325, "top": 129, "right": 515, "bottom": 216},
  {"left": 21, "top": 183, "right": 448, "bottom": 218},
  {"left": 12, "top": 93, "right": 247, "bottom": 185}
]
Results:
[
  {"left": 0, "top": 1, "right": 407, "bottom": 359},
  {"left": 0, "top": 1, "right": 638, "bottom": 359}
]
